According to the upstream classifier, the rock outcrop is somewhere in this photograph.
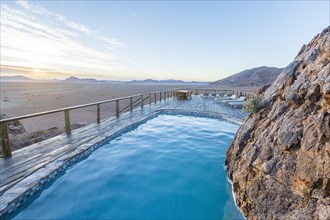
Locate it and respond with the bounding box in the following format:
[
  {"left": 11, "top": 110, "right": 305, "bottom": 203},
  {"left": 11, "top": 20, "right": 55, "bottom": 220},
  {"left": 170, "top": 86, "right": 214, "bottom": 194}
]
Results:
[
  {"left": 225, "top": 27, "right": 330, "bottom": 219},
  {"left": 0, "top": 113, "right": 26, "bottom": 135},
  {"left": 9, "top": 123, "right": 85, "bottom": 151},
  {"left": 0, "top": 114, "right": 85, "bottom": 152}
]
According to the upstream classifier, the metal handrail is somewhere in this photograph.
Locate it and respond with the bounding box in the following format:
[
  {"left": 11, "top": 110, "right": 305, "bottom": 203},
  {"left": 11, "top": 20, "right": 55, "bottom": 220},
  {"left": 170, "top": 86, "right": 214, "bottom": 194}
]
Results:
[
  {"left": 132, "top": 96, "right": 149, "bottom": 109},
  {"left": 119, "top": 97, "right": 141, "bottom": 114},
  {"left": 115, "top": 95, "right": 150, "bottom": 117}
]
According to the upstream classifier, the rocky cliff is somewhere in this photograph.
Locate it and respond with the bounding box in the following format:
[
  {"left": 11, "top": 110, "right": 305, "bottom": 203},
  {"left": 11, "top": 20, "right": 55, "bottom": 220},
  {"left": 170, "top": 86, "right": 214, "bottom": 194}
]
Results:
[{"left": 225, "top": 27, "right": 330, "bottom": 219}]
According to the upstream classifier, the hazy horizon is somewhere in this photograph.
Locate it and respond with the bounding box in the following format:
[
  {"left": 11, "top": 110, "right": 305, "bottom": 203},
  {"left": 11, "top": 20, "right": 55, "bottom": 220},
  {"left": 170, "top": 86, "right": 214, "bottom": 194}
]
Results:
[
  {"left": 1, "top": 0, "right": 329, "bottom": 81},
  {"left": 0, "top": 73, "right": 212, "bottom": 82}
]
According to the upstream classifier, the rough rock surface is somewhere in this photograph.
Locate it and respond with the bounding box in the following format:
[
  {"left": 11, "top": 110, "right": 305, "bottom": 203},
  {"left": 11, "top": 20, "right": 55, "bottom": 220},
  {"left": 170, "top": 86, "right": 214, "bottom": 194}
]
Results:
[
  {"left": 0, "top": 113, "right": 26, "bottom": 135},
  {"left": 0, "top": 113, "right": 85, "bottom": 151},
  {"left": 225, "top": 27, "right": 330, "bottom": 219},
  {"left": 9, "top": 123, "right": 85, "bottom": 151}
]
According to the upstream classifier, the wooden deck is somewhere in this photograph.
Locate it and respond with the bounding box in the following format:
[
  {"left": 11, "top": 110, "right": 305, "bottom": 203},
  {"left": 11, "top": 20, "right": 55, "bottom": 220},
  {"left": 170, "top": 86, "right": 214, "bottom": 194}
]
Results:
[{"left": 0, "top": 96, "right": 247, "bottom": 216}]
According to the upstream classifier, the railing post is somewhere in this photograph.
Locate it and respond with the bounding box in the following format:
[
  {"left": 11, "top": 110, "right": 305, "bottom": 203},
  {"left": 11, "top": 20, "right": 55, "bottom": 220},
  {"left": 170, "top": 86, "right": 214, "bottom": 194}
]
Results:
[
  {"left": 64, "top": 110, "right": 71, "bottom": 135},
  {"left": 160, "top": 92, "right": 162, "bottom": 102},
  {"left": 130, "top": 97, "right": 133, "bottom": 112},
  {"left": 96, "top": 104, "right": 100, "bottom": 124},
  {"left": 154, "top": 93, "right": 156, "bottom": 104},
  {"left": 116, "top": 100, "right": 119, "bottom": 117},
  {"left": 140, "top": 95, "right": 143, "bottom": 108},
  {"left": 149, "top": 93, "right": 152, "bottom": 105},
  {"left": 0, "top": 122, "right": 11, "bottom": 157}
]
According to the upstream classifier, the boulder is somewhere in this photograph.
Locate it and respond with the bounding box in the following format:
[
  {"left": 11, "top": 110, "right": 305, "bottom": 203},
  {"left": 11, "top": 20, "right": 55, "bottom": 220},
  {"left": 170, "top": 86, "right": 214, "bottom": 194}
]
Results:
[
  {"left": 225, "top": 26, "right": 330, "bottom": 219},
  {"left": 0, "top": 113, "right": 26, "bottom": 135}
]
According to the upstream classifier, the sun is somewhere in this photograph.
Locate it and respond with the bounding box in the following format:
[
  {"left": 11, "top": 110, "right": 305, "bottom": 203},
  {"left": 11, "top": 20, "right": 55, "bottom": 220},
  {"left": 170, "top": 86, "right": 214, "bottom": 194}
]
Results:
[{"left": 33, "top": 68, "right": 42, "bottom": 73}]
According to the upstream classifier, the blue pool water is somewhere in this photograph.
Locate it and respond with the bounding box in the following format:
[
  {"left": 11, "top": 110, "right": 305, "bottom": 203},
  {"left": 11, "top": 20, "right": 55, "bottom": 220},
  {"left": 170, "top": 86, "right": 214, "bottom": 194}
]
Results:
[{"left": 13, "top": 115, "right": 243, "bottom": 219}]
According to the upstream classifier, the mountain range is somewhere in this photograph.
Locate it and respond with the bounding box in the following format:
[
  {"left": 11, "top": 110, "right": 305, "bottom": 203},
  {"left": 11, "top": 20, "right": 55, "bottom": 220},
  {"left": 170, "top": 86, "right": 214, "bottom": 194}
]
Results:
[
  {"left": 61, "top": 76, "right": 122, "bottom": 83},
  {"left": 0, "top": 75, "right": 35, "bottom": 82},
  {"left": 211, "top": 66, "right": 284, "bottom": 87},
  {"left": 0, "top": 76, "right": 209, "bottom": 84},
  {"left": 1, "top": 66, "right": 283, "bottom": 87}
]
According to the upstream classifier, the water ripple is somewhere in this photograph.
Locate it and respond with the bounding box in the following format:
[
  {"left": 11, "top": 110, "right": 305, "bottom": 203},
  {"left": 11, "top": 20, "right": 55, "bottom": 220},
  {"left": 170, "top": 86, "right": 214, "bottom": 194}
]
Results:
[{"left": 14, "top": 115, "right": 243, "bottom": 220}]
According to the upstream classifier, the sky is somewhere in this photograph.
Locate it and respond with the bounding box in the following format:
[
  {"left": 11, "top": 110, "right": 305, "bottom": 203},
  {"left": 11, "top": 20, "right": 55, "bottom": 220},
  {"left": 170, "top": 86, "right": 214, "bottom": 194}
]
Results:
[{"left": 0, "top": 0, "right": 329, "bottom": 81}]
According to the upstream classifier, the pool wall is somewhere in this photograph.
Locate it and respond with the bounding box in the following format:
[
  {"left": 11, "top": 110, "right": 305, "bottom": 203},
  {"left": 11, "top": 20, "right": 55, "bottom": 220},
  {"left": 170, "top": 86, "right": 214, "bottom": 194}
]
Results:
[{"left": 0, "top": 109, "right": 243, "bottom": 218}]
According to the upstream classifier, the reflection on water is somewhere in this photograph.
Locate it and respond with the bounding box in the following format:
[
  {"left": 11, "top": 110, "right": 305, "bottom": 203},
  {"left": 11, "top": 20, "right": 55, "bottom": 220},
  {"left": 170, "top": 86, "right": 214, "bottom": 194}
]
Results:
[{"left": 13, "top": 115, "right": 244, "bottom": 220}]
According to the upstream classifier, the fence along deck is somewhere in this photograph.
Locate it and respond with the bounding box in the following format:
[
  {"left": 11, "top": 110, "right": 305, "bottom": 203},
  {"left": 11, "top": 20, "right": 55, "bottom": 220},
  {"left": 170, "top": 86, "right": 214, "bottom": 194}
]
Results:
[
  {"left": 0, "top": 89, "right": 177, "bottom": 158},
  {"left": 0, "top": 88, "right": 253, "bottom": 158}
]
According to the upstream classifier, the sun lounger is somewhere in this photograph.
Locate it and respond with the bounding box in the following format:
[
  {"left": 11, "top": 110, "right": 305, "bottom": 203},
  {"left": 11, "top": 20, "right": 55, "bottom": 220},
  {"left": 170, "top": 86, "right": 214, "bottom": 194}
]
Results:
[
  {"left": 209, "top": 93, "right": 217, "bottom": 98},
  {"left": 228, "top": 101, "right": 246, "bottom": 108},
  {"left": 222, "top": 96, "right": 246, "bottom": 104},
  {"left": 200, "top": 93, "right": 210, "bottom": 98},
  {"left": 214, "top": 93, "right": 225, "bottom": 99},
  {"left": 214, "top": 94, "right": 230, "bottom": 101},
  {"left": 216, "top": 95, "right": 237, "bottom": 103}
]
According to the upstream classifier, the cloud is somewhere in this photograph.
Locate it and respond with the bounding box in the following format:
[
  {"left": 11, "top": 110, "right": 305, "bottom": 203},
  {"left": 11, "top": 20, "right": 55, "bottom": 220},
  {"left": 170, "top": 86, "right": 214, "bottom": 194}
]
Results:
[
  {"left": 16, "top": 0, "right": 91, "bottom": 34},
  {"left": 16, "top": 0, "right": 48, "bottom": 15},
  {"left": 1, "top": 1, "right": 127, "bottom": 79}
]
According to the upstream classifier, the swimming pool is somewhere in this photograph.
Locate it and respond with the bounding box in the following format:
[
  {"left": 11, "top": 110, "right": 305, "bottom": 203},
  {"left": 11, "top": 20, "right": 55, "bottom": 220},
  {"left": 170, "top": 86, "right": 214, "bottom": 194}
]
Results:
[{"left": 11, "top": 114, "right": 243, "bottom": 219}]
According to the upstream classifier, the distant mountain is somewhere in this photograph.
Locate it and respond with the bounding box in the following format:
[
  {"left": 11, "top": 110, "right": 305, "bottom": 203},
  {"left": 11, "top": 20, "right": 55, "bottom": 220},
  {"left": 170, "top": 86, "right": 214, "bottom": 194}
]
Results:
[
  {"left": 0, "top": 75, "right": 208, "bottom": 84},
  {"left": 211, "top": 66, "right": 284, "bottom": 87},
  {"left": 0, "top": 75, "right": 35, "bottom": 82},
  {"left": 128, "top": 79, "right": 209, "bottom": 84},
  {"left": 62, "top": 76, "right": 100, "bottom": 83},
  {"left": 62, "top": 76, "right": 123, "bottom": 83}
]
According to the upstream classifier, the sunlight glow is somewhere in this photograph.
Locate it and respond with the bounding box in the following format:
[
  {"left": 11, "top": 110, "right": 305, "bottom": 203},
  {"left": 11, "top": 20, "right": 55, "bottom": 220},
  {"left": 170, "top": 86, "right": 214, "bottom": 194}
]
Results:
[
  {"left": 0, "top": 2, "right": 125, "bottom": 80},
  {"left": 33, "top": 68, "right": 41, "bottom": 73}
]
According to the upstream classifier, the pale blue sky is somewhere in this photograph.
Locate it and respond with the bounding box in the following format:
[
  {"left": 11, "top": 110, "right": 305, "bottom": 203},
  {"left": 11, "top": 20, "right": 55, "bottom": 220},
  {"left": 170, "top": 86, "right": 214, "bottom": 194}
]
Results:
[{"left": 1, "top": 0, "right": 329, "bottom": 81}]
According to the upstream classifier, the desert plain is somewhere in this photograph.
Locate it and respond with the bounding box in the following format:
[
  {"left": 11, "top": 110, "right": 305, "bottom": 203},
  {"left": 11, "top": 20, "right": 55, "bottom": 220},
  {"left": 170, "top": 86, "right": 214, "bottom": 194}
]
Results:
[{"left": 0, "top": 81, "right": 258, "bottom": 133}]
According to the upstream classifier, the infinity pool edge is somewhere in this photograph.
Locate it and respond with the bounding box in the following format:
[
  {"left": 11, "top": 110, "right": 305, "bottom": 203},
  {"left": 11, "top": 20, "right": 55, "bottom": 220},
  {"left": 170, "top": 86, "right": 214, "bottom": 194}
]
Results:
[{"left": 0, "top": 109, "right": 243, "bottom": 218}]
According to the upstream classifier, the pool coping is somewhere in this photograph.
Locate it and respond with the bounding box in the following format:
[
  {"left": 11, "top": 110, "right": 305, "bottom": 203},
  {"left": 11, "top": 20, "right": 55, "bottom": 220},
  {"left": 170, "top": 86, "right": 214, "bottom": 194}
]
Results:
[{"left": 0, "top": 108, "right": 243, "bottom": 217}]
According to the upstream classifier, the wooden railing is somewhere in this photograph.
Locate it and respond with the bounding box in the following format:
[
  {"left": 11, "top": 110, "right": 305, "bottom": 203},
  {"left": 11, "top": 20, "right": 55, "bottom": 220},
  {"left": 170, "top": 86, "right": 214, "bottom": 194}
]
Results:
[
  {"left": 149, "top": 89, "right": 177, "bottom": 105},
  {"left": 0, "top": 89, "right": 176, "bottom": 157}
]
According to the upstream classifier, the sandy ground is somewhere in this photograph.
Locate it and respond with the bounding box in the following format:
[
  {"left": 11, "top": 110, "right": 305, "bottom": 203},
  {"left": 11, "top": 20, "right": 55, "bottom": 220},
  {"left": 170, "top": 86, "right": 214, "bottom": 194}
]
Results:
[{"left": 0, "top": 82, "right": 258, "bottom": 132}]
